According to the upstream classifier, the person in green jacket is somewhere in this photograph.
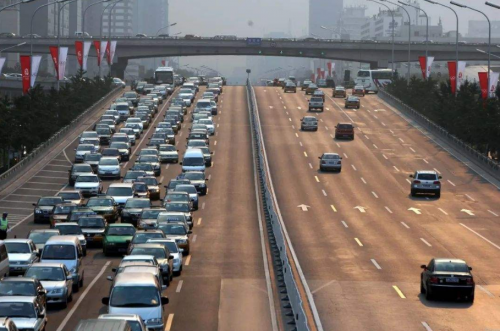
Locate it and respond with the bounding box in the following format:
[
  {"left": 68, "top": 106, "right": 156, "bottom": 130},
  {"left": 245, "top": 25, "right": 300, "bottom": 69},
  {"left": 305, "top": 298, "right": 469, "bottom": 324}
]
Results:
[{"left": 0, "top": 213, "right": 8, "bottom": 240}]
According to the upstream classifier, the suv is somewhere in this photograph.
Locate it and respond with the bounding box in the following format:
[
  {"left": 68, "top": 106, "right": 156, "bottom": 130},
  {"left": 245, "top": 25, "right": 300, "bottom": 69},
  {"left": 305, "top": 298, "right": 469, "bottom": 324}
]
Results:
[
  {"left": 334, "top": 123, "right": 355, "bottom": 140},
  {"left": 308, "top": 97, "right": 324, "bottom": 112},
  {"left": 284, "top": 82, "right": 296, "bottom": 93},
  {"left": 409, "top": 171, "right": 442, "bottom": 198},
  {"left": 300, "top": 116, "right": 318, "bottom": 131}
]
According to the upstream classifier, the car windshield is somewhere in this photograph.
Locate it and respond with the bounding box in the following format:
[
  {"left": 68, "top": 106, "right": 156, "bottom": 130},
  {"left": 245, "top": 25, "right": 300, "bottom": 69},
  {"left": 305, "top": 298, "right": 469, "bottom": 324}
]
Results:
[
  {"left": 110, "top": 286, "right": 160, "bottom": 307},
  {"left": 53, "top": 205, "right": 75, "bottom": 214},
  {"left": 166, "top": 203, "right": 190, "bottom": 212},
  {"left": 78, "top": 218, "right": 105, "bottom": 228},
  {"left": 56, "top": 225, "right": 83, "bottom": 235},
  {"left": 337, "top": 124, "right": 353, "bottom": 129},
  {"left": 134, "top": 183, "right": 148, "bottom": 192},
  {"left": 100, "top": 158, "right": 119, "bottom": 166},
  {"left": 102, "top": 149, "right": 119, "bottom": 156},
  {"left": 162, "top": 224, "right": 187, "bottom": 235},
  {"left": 87, "top": 198, "right": 113, "bottom": 207},
  {"left": 434, "top": 261, "right": 469, "bottom": 272},
  {"left": 110, "top": 143, "right": 128, "bottom": 149},
  {"left": 139, "top": 177, "right": 158, "bottom": 186},
  {"left": 140, "top": 156, "right": 158, "bottom": 162},
  {"left": 96, "top": 129, "right": 110, "bottom": 135},
  {"left": 142, "top": 210, "right": 163, "bottom": 219},
  {"left": 76, "top": 176, "right": 98, "bottom": 183},
  {"left": 0, "top": 302, "right": 35, "bottom": 318},
  {"left": 77, "top": 145, "right": 94, "bottom": 151},
  {"left": 133, "top": 233, "right": 164, "bottom": 243},
  {"left": 303, "top": 117, "right": 316, "bottom": 122},
  {"left": 58, "top": 192, "right": 80, "bottom": 200},
  {"left": 107, "top": 226, "right": 136, "bottom": 236},
  {"left": 124, "top": 92, "right": 136, "bottom": 98},
  {"left": 182, "top": 155, "right": 205, "bottom": 166},
  {"left": 348, "top": 97, "right": 358, "bottom": 101},
  {"left": 28, "top": 232, "right": 58, "bottom": 244},
  {"left": 0, "top": 282, "right": 35, "bottom": 296},
  {"left": 82, "top": 132, "right": 97, "bottom": 138},
  {"left": 125, "top": 200, "right": 150, "bottom": 208},
  {"left": 107, "top": 187, "right": 133, "bottom": 196},
  {"left": 25, "top": 266, "right": 65, "bottom": 281},
  {"left": 38, "top": 198, "right": 62, "bottom": 206},
  {"left": 73, "top": 165, "right": 92, "bottom": 172},
  {"left": 165, "top": 194, "right": 187, "bottom": 202},
  {"left": 417, "top": 174, "right": 438, "bottom": 180},
  {"left": 175, "top": 185, "right": 197, "bottom": 194},
  {"left": 84, "top": 154, "right": 102, "bottom": 161},
  {"left": 5, "top": 242, "right": 30, "bottom": 254},
  {"left": 42, "top": 245, "right": 76, "bottom": 260},
  {"left": 132, "top": 164, "right": 153, "bottom": 171},
  {"left": 131, "top": 247, "right": 166, "bottom": 259},
  {"left": 163, "top": 242, "right": 178, "bottom": 253}
]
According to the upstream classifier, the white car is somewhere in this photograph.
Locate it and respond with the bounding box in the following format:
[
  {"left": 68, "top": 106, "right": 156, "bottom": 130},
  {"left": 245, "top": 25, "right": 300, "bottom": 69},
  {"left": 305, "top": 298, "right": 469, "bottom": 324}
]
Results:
[
  {"left": 146, "top": 238, "right": 183, "bottom": 275},
  {"left": 124, "top": 123, "right": 143, "bottom": 137},
  {"left": 79, "top": 131, "right": 99, "bottom": 144},
  {"left": 106, "top": 183, "right": 134, "bottom": 206},
  {"left": 158, "top": 144, "right": 178, "bottom": 163},
  {"left": 118, "top": 128, "right": 136, "bottom": 145},
  {"left": 74, "top": 173, "right": 102, "bottom": 196},
  {"left": 197, "top": 119, "right": 215, "bottom": 135},
  {"left": 126, "top": 118, "right": 144, "bottom": 131},
  {"left": 3, "top": 239, "right": 39, "bottom": 276},
  {"left": 104, "top": 110, "right": 121, "bottom": 123},
  {"left": 410, "top": 170, "right": 442, "bottom": 198},
  {"left": 98, "top": 157, "right": 121, "bottom": 179},
  {"left": 0, "top": 297, "right": 48, "bottom": 331},
  {"left": 74, "top": 144, "right": 96, "bottom": 163}
]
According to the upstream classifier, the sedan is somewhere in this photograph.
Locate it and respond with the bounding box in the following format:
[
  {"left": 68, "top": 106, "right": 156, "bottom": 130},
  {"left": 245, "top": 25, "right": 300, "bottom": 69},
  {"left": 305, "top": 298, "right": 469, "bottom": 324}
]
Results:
[
  {"left": 74, "top": 173, "right": 103, "bottom": 197},
  {"left": 319, "top": 153, "right": 342, "bottom": 172},
  {"left": 25, "top": 263, "right": 74, "bottom": 308},
  {"left": 344, "top": 96, "right": 360, "bottom": 109},
  {"left": 301, "top": 116, "right": 318, "bottom": 131},
  {"left": 0, "top": 277, "right": 47, "bottom": 312},
  {"left": 0, "top": 296, "right": 47, "bottom": 330}
]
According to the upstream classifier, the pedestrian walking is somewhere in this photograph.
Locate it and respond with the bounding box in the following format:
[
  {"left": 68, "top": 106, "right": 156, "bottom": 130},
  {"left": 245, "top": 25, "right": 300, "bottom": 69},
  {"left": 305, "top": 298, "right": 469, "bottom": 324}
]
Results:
[{"left": 0, "top": 213, "right": 8, "bottom": 240}]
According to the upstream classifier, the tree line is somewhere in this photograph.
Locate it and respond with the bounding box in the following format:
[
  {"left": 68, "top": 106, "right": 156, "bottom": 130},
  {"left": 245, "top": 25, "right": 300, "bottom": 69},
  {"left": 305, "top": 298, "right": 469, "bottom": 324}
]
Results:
[
  {"left": 0, "top": 73, "right": 113, "bottom": 171},
  {"left": 386, "top": 77, "right": 500, "bottom": 161}
]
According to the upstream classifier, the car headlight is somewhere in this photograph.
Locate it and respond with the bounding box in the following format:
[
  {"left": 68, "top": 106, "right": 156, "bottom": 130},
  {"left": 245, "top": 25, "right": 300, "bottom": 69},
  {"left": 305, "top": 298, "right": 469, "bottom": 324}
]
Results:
[
  {"left": 177, "top": 239, "right": 187, "bottom": 244},
  {"left": 146, "top": 318, "right": 162, "bottom": 325},
  {"left": 51, "top": 288, "right": 63, "bottom": 294},
  {"left": 80, "top": 240, "right": 87, "bottom": 246},
  {"left": 106, "top": 242, "right": 115, "bottom": 246},
  {"left": 70, "top": 267, "right": 77, "bottom": 273},
  {"left": 35, "top": 209, "right": 42, "bottom": 214}
]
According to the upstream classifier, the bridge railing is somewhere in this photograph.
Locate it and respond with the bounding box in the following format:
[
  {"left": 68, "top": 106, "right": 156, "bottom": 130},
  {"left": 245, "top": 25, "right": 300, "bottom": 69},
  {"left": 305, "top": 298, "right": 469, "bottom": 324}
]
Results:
[
  {"left": 246, "top": 81, "right": 323, "bottom": 331},
  {"left": 378, "top": 88, "right": 500, "bottom": 177},
  {"left": 0, "top": 86, "right": 121, "bottom": 190}
]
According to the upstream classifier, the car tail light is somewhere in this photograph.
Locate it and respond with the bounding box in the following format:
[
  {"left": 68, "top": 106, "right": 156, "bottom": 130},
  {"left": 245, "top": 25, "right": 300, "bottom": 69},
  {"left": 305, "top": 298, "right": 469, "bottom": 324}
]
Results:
[
  {"left": 321, "top": 161, "right": 326, "bottom": 165},
  {"left": 338, "top": 161, "right": 341, "bottom": 164},
  {"left": 433, "top": 181, "right": 441, "bottom": 185},
  {"left": 466, "top": 278, "right": 474, "bottom": 285},
  {"left": 413, "top": 180, "right": 421, "bottom": 184},
  {"left": 429, "top": 277, "right": 439, "bottom": 284}
]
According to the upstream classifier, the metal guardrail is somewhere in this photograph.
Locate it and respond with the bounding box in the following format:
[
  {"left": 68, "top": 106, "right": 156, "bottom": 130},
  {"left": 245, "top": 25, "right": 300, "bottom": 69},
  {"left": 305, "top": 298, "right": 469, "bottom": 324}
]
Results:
[
  {"left": 378, "top": 89, "right": 500, "bottom": 177},
  {"left": 246, "top": 81, "right": 322, "bottom": 331},
  {"left": 0, "top": 86, "right": 121, "bottom": 188}
]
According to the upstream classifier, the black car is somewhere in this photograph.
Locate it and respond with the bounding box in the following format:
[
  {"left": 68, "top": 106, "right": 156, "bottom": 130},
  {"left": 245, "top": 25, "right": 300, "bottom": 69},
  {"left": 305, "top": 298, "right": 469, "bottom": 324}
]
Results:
[
  {"left": 165, "top": 179, "right": 191, "bottom": 194},
  {"left": 85, "top": 196, "right": 120, "bottom": 223},
  {"left": 421, "top": 258, "right": 475, "bottom": 302},
  {"left": 0, "top": 277, "right": 47, "bottom": 312},
  {"left": 101, "top": 148, "right": 121, "bottom": 161},
  {"left": 121, "top": 198, "right": 152, "bottom": 227},
  {"left": 33, "top": 196, "right": 64, "bottom": 224}
]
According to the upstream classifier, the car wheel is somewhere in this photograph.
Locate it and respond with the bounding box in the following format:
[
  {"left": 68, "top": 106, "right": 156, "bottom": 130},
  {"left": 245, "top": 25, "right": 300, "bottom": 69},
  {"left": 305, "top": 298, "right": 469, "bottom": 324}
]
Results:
[
  {"left": 320, "top": 166, "right": 324, "bottom": 172},
  {"left": 338, "top": 168, "right": 342, "bottom": 173},
  {"left": 68, "top": 290, "right": 73, "bottom": 302},
  {"left": 62, "top": 295, "right": 68, "bottom": 309},
  {"left": 468, "top": 293, "right": 475, "bottom": 303},
  {"left": 164, "top": 276, "right": 170, "bottom": 287},
  {"left": 79, "top": 272, "right": 84, "bottom": 288},
  {"left": 411, "top": 189, "right": 416, "bottom": 197},
  {"left": 425, "top": 286, "right": 433, "bottom": 301},
  {"left": 103, "top": 247, "right": 108, "bottom": 256},
  {"left": 420, "top": 280, "right": 425, "bottom": 294},
  {"left": 174, "top": 270, "right": 181, "bottom": 277},
  {"left": 335, "top": 135, "right": 339, "bottom": 139},
  {"left": 72, "top": 283, "right": 79, "bottom": 293},
  {"left": 435, "top": 191, "right": 441, "bottom": 198}
]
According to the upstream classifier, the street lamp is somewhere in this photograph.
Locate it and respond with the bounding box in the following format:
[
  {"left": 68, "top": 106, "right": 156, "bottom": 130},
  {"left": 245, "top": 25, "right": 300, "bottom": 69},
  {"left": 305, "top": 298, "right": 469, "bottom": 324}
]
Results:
[
  {"left": 98, "top": 0, "right": 121, "bottom": 77},
  {"left": 0, "top": 42, "right": 26, "bottom": 57},
  {"left": 367, "top": 0, "right": 395, "bottom": 73},
  {"left": 30, "top": 0, "right": 69, "bottom": 57},
  {"left": 400, "top": 1, "right": 429, "bottom": 78},
  {"left": 451, "top": 2, "right": 491, "bottom": 89},
  {"left": 320, "top": 25, "right": 335, "bottom": 39},
  {"left": 156, "top": 22, "right": 177, "bottom": 36},
  {"left": 477, "top": 48, "right": 500, "bottom": 60},
  {"left": 381, "top": 0, "right": 411, "bottom": 85}
]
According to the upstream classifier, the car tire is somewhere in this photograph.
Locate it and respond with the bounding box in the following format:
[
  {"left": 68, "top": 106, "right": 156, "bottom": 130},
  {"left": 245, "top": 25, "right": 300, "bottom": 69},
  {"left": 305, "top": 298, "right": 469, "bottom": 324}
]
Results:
[
  {"left": 320, "top": 166, "right": 324, "bottom": 172},
  {"left": 335, "top": 135, "right": 339, "bottom": 139},
  {"left": 62, "top": 295, "right": 68, "bottom": 309},
  {"left": 425, "top": 286, "right": 433, "bottom": 301},
  {"left": 435, "top": 191, "right": 441, "bottom": 198},
  {"left": 72, "top": 283, "right": 79, "bottom": 293},
  {"left": 420, "top": 280, "right": 425, "bottom": 294},
  {"left": 411, "top": 189, "right": 416, "bottom": 197},
  {"left": 338, "top": 168, "right": 342, "bottom": 173},
  {"left": 68, "top": 290, "right": 73, "bottom": 302},
  {"left": 468, "top": 293, "right": 475, "bottom": 303},
  {"left": 164, "top": 276, "right": 170, "bottom": 287}
]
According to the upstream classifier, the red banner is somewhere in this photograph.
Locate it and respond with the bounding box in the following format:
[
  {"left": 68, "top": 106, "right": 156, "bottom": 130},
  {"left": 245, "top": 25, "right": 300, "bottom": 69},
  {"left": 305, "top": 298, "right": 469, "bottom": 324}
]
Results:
[
  {"left": 49, "top": 46, "right": 59, "bottom": 77},
  {"left": 20, "top": 55, "right": 31, "bottom": 95},
  {"left": 161, "top": 60, "right": 166, "bottom": 66},
  {"left": 419, "top": 56, "right": 427, "bottom": 79},
  {"left": 316, "top": 68, "right": 321, "bottom": 80},
  {"left": 105, "top": 41, "right": 111, "bottom": 65},
  {"left": 478, "top": 72, "right": 489, "bottom": 100},
  {"left": 94, "top": 41, "right": 101, "bottom": 66},
  {"left": 310, "top": 73, "right": 315, "bottom": 83},
  {"left": 448, "top": 61, "right": 457, "bottom": 94},
  {"left": 75, "top": 41, "right": 83, "bottom": 67}
]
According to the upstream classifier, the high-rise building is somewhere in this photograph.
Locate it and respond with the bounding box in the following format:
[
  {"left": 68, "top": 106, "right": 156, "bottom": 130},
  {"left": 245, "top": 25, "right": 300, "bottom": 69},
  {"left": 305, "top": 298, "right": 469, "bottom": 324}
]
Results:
[
  {"left": 0, "top": 0, "right": 21, "bottom": 69},
  {"left": 308, "top": 0, "right": 343, "bottom": 39},
  {"left": 340, "top": 6, "right": 369, "bottom": 41},
  {"left": 102, "top": 0, "right": 134, "bottom": 36}
]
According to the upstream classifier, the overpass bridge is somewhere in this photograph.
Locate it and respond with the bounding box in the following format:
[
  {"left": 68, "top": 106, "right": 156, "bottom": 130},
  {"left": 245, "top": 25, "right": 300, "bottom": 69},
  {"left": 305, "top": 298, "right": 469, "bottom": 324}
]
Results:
[{"left": 0, "top": 36, "right": 494, "bottom": 78}]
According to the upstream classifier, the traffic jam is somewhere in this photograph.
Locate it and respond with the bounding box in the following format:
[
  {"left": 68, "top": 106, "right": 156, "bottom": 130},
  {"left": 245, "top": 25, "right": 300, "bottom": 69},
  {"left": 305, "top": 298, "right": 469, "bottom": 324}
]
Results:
[{"left": 0, "top": 71, "right": 224, "bottom": 331}]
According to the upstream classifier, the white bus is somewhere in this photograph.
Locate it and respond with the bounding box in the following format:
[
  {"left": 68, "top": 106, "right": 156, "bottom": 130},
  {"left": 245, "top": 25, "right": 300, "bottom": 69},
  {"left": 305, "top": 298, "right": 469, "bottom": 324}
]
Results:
[
  {"left": 355, "top": 69, "right": 393, "bottom": 93},
  {"left": 154, "top": 67, "right": 175, "bottom": 84}
]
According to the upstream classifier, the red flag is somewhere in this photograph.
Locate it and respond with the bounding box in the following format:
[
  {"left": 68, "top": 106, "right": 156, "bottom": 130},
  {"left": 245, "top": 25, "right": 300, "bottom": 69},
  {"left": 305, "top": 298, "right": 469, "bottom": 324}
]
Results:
[
  {"left": 94, "top": 41, "right": 101, "bottom": 66},
  {"left": 419, "top": 56, "right": 427, "bottom": 79},
  {"left": 478, "top": 72, "right": 489, "bottom": 100},
  {"left": 161, "top": 60, "right": 166, "bottom": 66},
  {"left": 327, "top": 62, "right": 332, "bottom": 77},
  {"left": 49, "top": 46, "right": 59, "bottom": 77},
  {"left": 75, "top": 41, "right": 83, "bottom": 67},
  {"left": 316, "top": 68, "right": 321, "bottom": 80},
  {"left": 105, "top": 42, "right": 111, "bottom": 65},
  {"left": 447, "top": 61, "right": 457, "bottom": 94},
  {"left": 310, "top": 73, "right": 315, "bottom": 83},
  {"left": 20, "top": 55, "right": 31, "bottom": 95}
]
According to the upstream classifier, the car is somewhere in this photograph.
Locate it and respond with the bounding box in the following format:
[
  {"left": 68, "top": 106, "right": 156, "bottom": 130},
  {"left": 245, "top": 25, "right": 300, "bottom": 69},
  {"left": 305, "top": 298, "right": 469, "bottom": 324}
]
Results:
[
  {"left": 420, "top": 258, "right": 475, "bottom": 302},
  {"left": 96, "top": 127, "right": 112, "bottom": 145},
  {"left": 313, "top": 89, "right": 325, "bottom": 101},
  {"left": 83, "top": 153, "right": 103, "bottom": 171},
  {"left": 112, "top": 77, "right": 126, "bottom": 88},
  {"left": 85, "top": 196, "right": 120, "bottom": 223},
  {"left": 67, "top": 207, "right": 97, "bottom": 223},
  {"left": 0, "top": 277, "right": 47, "bottom": 312},
  {"left": 79, "top": 131, "right": 99, "bottom": 145},
  {"left": 106, "top": 183, "right": 135, "bottom": 207},
  {"left": 136, "top": 155, "right": 161, "bottom": 176},
  {"left": 3, "top": 239, "right": 39, "bottom": 276},
  {"left": 133, "top": 182, "right": 150, "bottom": 199},
  {"left": 172, "top": 186, "right": 198, "bottom": 210},
  {"left": 333, "top": 86, "right": 347, "bottom": 98},
  {"left": 27, "top": 229, "right": 60, "bottom": 252},
  {"left": 98, "top": 314, "right": 148, "bottom": 331},
  {"left": 57, "top": 190, "right": 84, "bottom": 205},
  {"left": 198, "top": 119, "right": 215, "bottom": 135},
  {"left": 0, "top": 296, "right": 48, "bottom": 331},
  {"left": 352, "top": 85, "right": 366, "bottom": 96},
  {"left": 130, "top": 230, "right": 165, "bottom": 248},
  {"left": 334, "top": 123, "right": 355, "bottom": 140},
  {"left": 319, "top": 153, "right": 342, "bottom": 172},
  {"left": 158, "top": 212, "right": 191, "bottom": 230},
  {"left": 78, "top": 216, "right": 107, "bottom": 247},
  {"left": 97, "top": 157, "right": 121, "bottom": 179},
  {"left": 137, "top": 176, "right": 161, "bottom": 200},
  {"left": 164, "top": 202, "right": 192, "bottom": 226},
  {"left": 128, "top": 244, "right": 173, "bottom": 286},
  {"left": 166, "top": 179, "right": 191, "bottom": 194},
  {"left": 345, "top": 96, "right": 360, "bottom": 109},
  {"left": 409, "top": 171, "right": 442, "bottom": 198},
  {"left": 53, "top": 223, "right": 87, "bottom": 256},
  {"left": 121, "top": 198, "right": 152, "bottom": 227},
  {"left": 109, "top": 142, "right": 131, "bottom": 161},
  {"left": 301, "top": 80, "right": 312, "bottom": 91},
  {"left": 50, "top": 203, "right": 78, "bottom": 227},
  {"left": 317, "top": 79, "right": 327, "bottom": 87},
  {"left": 181, "top": 171, "right": 208, "bottom": 195},
  {"left": 138, "top": 208, "right": 165, "bottom": 230},
  {"left": 101, "top": 148, "right": 122, "bottom": 161},
  {"left": 305, "top": 83, "right": 318, "bottom": 95},
  {"left": 118, "top": 128, "right": 137, "bottom": 146},
  {"left": 123, "top": 91, "right": 140, "bottom": 106},
  {"left": 186, "top": 139, "right": 207, "bottom": 149},
  {"left": 33, "top": 196, "right": 64, "bottom": 224},
  {"left": 146, "top": 239, "right": 183, "bottom": 276},
  {"left": 138, "top": 148, "right": 159, "bottom": 158},
  {"left": 123, "top": 170, "right": 148, "bottom": 183},
  {"left": 160, "top": 222, "right": 191, "bottom": 255},
  {"left": 24, "top": 263, "right": 73, "bottom": 308},
  {"left": 74, "top": 173, "right": 103, "bottom": 197},
  {"left": 284, "top": 82, "right": 297, "bottom": 93},
  {"left": 69, "top": 163, "right": 94, "bottom": 186},
  {"left": 102, "top": 223, "right": 136, "bottom": 256},
  {"left": 301, "top": 116, "right": 318, "bottom": 131},
  {"left": 74, "top": 144, "right": 97, "bottom": 163},
  {"left": 158, "top": 144, "right": 179, "bottom": 163},
  {"left": 308, "top": 97, "right": 324, "bottom": 112}
]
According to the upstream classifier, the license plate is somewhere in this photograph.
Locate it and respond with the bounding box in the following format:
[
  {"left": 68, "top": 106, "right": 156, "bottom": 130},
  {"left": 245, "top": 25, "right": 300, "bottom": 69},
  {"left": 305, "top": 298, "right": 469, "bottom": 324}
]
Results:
[
  {"left": 423, "top": 185, "right": 431, "bottom": 187},
  {"left": 446, "top": 277, "right": 459, "bottom": 283},
  {"left": 86, "top": 237, "right": 93, "bottom": 241},
  {"left": 118, "top": 248, "right": 127, "bottom": 252},
  {"left": 106, "top": 172, "right": 112, "bottom": 175}
]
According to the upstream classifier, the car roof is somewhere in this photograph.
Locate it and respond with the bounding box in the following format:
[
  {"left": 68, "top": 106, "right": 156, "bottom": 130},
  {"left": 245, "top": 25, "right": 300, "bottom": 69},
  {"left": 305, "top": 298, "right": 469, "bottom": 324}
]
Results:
[
  {"left": 0, "top": 296, "right": 37, "bottom": 303},
  {"left": 416, "top": 170, "right": 438, "bottom": 175},
  {"left": 109, "top": 183, "right": 133, "bottom": 188},
  {"left": 4, "top": 238, "right": 32, "bottom": 243},
  {"left": 434, "top": 258, "right": 467, "bottom": 264},
  {"left": 45, "top": 235, "right": 80, "bottom": 245},
  {"left": 1, "top": 276, "right": 38, "bottom": 283},
  {"left": 130, "top": 243, "right": 165, "bottom": 249},
  {"left": 98, "top": 314, "right": 143, "bottom": 322},
  {"left": 29, "top": 262, "right": 65, "bottom": 268},
  {"left": 323, "top": 153, "right": 340, "bottom": 156},
  {"left": 29, "top": 229, "right": 60, "bottom": 233},
  {"left": 109, "top": 223, "right": 135, "bottom": 228}
]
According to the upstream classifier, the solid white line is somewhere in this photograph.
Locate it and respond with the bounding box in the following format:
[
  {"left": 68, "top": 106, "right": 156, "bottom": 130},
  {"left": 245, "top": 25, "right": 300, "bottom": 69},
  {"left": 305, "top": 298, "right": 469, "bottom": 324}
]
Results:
[
  {"left": 351, "top": 164, "right": 357, "bottom": 171},
  {"left": 56, "top": 261, "right": 111, "bottom": 331},
  {"left": 341, "top": 221, "right": 348, "bottom": 228},
  {"left": 420, "top": 238, "right": 432, "bottom": 247},
  {"left": 401, "top": 222, "right": 410, "bottom": 229},
  {"left": 343, "top": 153, "right": 348, "bottom": 159},
  {"left": 371, "top": 259, "right": 382, "bottom": 270},
  {"left": 447, "top": 180, "right": 456, "bottom": 187},
  {"left": 438, "top": 208, "right": 448, "bottom": 215},
  {"left": 382, "top": 154, "right": 388, "bottom": 160},
  {"left": 421, "top": 321, "right": 433, "bottom": 331},
  {"left": 361, "top": 177, "right": 367, "bottom": 184},
  {"left": 165, "top": 314, "right": 174, "bottom": 331},
  {"left": 385, "top": 206, "right": 393, "bottom": 214},
  {"left": 460, "top": 223, "right": 500, "bottom": 250},
  {"left": 176, "top": 280, "right": 184, "bottom": 293},
  {"left": 488, "top": 210, "right": 499, "bottom": 217},
  {"left": 62, "top": 149, "right": 72, "bottom": 164},
  {"left": 393, "top": 166, "right": 400, "bottom": 172},
  {"left": 372, "top": 191, "right": 379, "bottom": 198},
  {"left": 322, "top": 189, "right": 327, "bottom": 196},
  {"left": 477, "top": 285, "right": 495, "bottom": 297},
  {"left": 465, "top": 194, "right": 475, "bottom": 202},
  {"left": 2, "top": 199, "right": 38, "bottom": 204}
]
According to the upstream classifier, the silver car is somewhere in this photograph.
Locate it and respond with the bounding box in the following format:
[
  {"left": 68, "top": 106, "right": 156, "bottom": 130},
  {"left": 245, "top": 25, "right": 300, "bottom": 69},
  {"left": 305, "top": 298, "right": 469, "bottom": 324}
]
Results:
[
  {"left": 308, "top": 97, "right": 324, "bottom": 112},
  {"left": 3, "top": 239, "right": 39, "bottom": 276},
  {"left": 147, "top": 239, "right": 183, "bottom": 276},
  {"left": 319, "top": 153, "right": 342, "bottom": 172},
  {"left": 410, "top": 170, "right": 442, "bottom": 197},
  {"left": 25, "top": 263, "right": 73, "bottom": 308},
  {"left": 0, "top": 296, "right": 47, "bottom": 331},
  {"left": 98, "top": 157, "right": 121, "bottom": 179},
  {"left": 74, "top": 144, "right": 96, "bottom": 163}
]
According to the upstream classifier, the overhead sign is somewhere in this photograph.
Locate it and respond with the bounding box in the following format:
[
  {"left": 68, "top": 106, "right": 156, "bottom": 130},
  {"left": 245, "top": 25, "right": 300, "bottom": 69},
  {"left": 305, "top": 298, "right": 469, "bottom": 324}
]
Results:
[{"left": 246, "top": 38, "right": 262, "bottom": 46}]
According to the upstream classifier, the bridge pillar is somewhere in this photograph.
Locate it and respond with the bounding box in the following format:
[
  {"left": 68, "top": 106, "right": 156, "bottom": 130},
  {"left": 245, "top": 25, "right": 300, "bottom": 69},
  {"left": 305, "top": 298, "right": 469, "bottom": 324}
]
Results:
[{"left": 111, "top": 58, "right": 128, "bottom": 79}]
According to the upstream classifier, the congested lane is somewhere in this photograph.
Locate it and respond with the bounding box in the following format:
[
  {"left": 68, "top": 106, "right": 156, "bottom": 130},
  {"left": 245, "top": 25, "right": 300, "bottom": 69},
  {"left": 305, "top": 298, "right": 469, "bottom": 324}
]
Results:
[{"left": 255, "top": 85, "right": 500, "bottom": 331}]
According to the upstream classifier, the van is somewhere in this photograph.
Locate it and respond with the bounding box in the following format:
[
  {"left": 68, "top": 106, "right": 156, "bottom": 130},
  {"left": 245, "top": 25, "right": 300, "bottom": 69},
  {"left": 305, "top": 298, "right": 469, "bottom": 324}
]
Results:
[
  {"left": 40, "top": 236, "right": 84, "bottom": 292},
  {"left": 102, "top": 273, "right": 168, "bottom": 331},
  {"left": 0, "top": 241, "right": 9, "bottom": 278},
  {"left": 180, "top": 149, "right": 206, "bottom": 172},
  {"left": 73, "top": 319, "right": 131, "bottom": 331}
]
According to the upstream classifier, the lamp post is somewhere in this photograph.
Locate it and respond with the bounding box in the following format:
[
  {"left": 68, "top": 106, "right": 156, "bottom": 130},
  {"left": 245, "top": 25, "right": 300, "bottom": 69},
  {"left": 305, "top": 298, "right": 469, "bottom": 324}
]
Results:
[
  {"left": 57, "top": 0, "right": 78, "bottom": 89},
  {"left": 400, "top": 1, "right": 429, "bottom": 78},
  {"left": 30, "top": 0, "right": 68, "bottom": 57},
  {"left": 477, "top": 48, "right": 500, "bottom": 60},
  {"left": 0, "top": 42, "right": 26, "bottom": 57},
  {"left": 99, "top": 0, "right": 120, "bottom": 77},
  {"left": 367, "top": 0, "right": 395, "bottom": 73},
  {"left": 382, "top": 0, "right": 411, "bottom": 85},
  {"left": 156, "top": 22, "right": 177, "bottom": 36}
]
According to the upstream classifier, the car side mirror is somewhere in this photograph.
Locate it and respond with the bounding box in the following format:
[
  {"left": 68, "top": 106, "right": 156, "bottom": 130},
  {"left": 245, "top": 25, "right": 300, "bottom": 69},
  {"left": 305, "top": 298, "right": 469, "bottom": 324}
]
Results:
[
  {"left": 67, "top": 275, "right": 72, "bottom": 280},
  {"left": 420, "top": 264, "right": 427, "bottom": 269},
  {"left": 161, "top": 296, "right": 169, "bottom": 305},
  {"left": 106, "top": 276, "right": 113, "bottom": 281},
  {"left": 188, "top": 230, "right": 193, "bottom": 234},
  {"left": 102, "top": 297, "right": 110, "bottom": 305},
  {"left": 438, "top": 176, "right": 442, "bottom": 179},
  {"left": 168, "top": 256, "right": 173, "bottom": 260},
  {"left": 468, "top": 267, "right": 472, "bottom": 271},
  {"left": 409, "top": 175, "right": 414, "bottom": 178}
]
